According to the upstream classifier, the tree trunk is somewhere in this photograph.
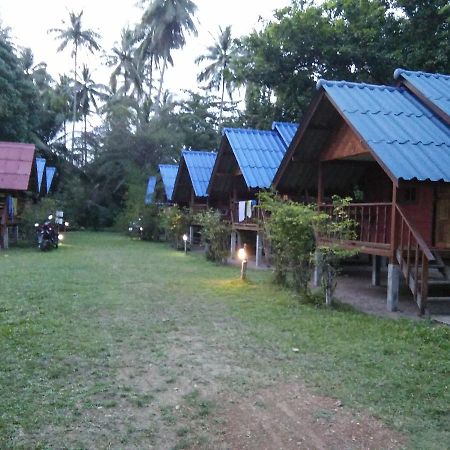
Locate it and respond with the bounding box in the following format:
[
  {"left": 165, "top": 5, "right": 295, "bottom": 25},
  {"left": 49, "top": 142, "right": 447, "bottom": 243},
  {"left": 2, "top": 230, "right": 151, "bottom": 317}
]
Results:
[
  {"left": 155, "top": 58, "right": 167, "bottom": 115},
  {"left": 71, "top": 44, "right": 78, "bottom": 163},
  {"left": 84, "top": 113, "right": 87, "bottom": 165},
  {"left": 219, "top": 73, "right": 225, "bottom": 124}
]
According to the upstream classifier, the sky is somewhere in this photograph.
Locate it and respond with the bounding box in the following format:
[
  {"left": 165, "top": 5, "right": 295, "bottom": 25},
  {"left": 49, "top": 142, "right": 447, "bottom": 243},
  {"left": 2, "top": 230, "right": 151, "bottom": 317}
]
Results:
[{"left": 0, "top": 0, "right": 291, "bottom": 101}]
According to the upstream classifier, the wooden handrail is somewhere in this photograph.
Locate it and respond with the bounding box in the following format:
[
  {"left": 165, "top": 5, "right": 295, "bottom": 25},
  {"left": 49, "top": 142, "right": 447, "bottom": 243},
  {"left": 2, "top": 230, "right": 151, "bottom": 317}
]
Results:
[{"left": 395, "top": 205, "right": 434, "bottom": 262}]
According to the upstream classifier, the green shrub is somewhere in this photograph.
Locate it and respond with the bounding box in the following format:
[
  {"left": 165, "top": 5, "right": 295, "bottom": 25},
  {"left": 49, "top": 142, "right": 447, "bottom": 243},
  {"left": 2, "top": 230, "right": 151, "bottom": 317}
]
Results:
[
  {"left": 161, "top": 206, "right": 190, "bottom": 248},
  {"left": 140, "top": 204, "right": 162, "bottom": 241},
  {"left": 194, "top": 209, "right": 231, "bottom": 263},
  {"left": 259, "top": 192, "right": 319, "bottom": 293}
]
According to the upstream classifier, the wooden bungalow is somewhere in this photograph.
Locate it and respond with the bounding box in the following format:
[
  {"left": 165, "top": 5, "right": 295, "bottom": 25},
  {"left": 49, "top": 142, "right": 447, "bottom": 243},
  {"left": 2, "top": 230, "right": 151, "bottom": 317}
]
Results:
[
  {"left": 172, "top": 150, "right": 217, "bottom": 243},
  {"left": 0, "top": 142, "right": 37, "bottom": 249},
  {"left": 207, "top": 123, "right": 298, "bottom": 266},
  {"left": 273, "top": 69, "right": 450, "bottom": 314},
  {"left": 154, "top": 164, "right": 179, "bottom": 204}
]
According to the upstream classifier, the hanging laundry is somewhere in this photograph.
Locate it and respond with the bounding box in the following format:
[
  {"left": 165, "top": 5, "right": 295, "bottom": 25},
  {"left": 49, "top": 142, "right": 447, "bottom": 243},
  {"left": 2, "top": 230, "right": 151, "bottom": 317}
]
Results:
[
  {"left": 246, "top": 200, "right": 252, "bottom": 218},
  {"left": 238, "top": 201, "right": 245, "bottom": 222}
]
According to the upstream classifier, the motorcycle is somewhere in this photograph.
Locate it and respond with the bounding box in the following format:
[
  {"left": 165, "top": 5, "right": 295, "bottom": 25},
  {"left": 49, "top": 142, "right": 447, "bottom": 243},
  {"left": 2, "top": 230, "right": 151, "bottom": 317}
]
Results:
[{"left": 35, "top": 219, "right": 60, "bottom": 251}]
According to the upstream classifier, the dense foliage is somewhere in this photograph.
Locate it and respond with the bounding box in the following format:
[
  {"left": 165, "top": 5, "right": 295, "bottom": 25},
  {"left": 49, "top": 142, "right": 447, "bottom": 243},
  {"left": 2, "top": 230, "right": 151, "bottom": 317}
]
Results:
[{"left": 194, "top": 209, "right": 231, "bottom": 263}]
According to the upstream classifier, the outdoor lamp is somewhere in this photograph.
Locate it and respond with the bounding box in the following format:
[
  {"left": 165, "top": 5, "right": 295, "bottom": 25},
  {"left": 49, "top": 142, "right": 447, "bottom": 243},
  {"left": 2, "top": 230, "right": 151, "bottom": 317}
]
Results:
[
  {"left": 48, "top": 214, "right": 53, "bottom": 220},
  {"left": 238, "top": 244, "right": 248, "bottom": 280},
  {"left": 182, "top": 234, "right": 188, "bottom": 254},
  {"left": 64, "top": 221, "right": 69, "bottom": 227},
  {"left": 34, "top": 223, "right": 39, "bottom": 228}
]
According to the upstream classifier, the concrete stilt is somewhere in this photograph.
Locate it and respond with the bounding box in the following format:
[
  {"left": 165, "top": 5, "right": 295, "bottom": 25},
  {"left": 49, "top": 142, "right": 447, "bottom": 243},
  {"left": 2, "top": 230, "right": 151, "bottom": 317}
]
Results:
[
  {"left": 387, "top": 263, "right": 400, "bottom": 311},
  {"left": 237, "top": 231, "right": 242, "bottom": 249},
  {"left": 255, "top": 232, "right": 262, "bottom": 267},
  {"left": 230, "top": 231, "right": 236, "bottom": 259},
  {"left": 313, "top": 250, "right": 323, "bottom": 288},
  {"left": 372, "top": 255, "right": 381, "bottom": 286},
  {"left": 189, "top": 226, "right": 194, "bottom": 245}
]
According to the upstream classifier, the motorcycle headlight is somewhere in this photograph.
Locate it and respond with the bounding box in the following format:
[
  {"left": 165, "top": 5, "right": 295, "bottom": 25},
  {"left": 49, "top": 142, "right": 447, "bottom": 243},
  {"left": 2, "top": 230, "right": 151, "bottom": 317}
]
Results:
[
  {"left": 34, "top": 223, "right": 39, "bottom": 228},
  {"left": 58, "top": 234, "right": 64, "bottom": 241},
  {"left": 128, "top": 227, "right": 133, "bottom": 232}
]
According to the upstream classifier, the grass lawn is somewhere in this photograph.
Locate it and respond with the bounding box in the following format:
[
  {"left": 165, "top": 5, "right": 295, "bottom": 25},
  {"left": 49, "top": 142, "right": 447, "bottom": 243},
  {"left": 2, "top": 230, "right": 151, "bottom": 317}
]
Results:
[{"left": 1, "top": 232, "right": 449, "bottom": 449}]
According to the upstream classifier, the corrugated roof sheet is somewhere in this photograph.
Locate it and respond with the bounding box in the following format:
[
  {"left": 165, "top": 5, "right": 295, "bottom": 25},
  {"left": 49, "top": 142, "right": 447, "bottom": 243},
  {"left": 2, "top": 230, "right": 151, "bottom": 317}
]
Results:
[
  {"left": 317, "top": 79, "right": 450, "bottom": 182},
  {"left": 36, "top": 157, "right": 46, "bottom": 193},
  {"left": 223, "top": 128, "right": 287, "bottom": 188},
  {"left": 394, "top": 68, "right": 450, "bottom": 120},
  {"left": 182, "top": 150, "right": 217, "bottom": 197},
  {"left": 46, "top": 167, "right": 56, "bottom": 194},
  {"left": 0, "top": 142, "right": 35, "bottom": 191},
  {"left": 145, "top": 176, "right": 157, "bottom": 204},
  {"left": 158, "top": 164, "right": 178, "bottom": 201},
  {"left": 272, "top": 121, "right": 299, "bottom": 146}
]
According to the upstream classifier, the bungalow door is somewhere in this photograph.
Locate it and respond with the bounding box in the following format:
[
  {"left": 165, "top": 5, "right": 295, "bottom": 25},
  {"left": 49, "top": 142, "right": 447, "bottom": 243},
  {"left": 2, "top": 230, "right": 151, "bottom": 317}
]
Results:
[{"left": 435, "top": 186, "right": 450, "bottom": 248}]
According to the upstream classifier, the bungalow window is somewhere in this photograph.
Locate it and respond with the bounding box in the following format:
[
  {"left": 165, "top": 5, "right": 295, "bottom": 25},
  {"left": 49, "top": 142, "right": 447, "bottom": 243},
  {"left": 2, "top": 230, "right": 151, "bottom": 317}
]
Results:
[{"left": 399, "top": 187, "right": 417, "bottom": 204}]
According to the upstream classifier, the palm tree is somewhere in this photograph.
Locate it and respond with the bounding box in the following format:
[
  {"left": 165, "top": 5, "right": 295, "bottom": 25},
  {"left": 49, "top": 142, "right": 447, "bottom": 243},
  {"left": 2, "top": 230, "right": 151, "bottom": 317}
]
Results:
[
  {"left": 139, "top": 0, "right": 198, "bottom": 111},
  {"left": 77, "top": 65, "right": 108, "bottom": 165},
  {"left": 49, "top": 11, "right": 101, "bottom": 158},
  {"left": 195, "top": 26, "right": 238, "bottom": 122},
  {"left": 108, "top": 27, "right": 143, "bottom": 98}
]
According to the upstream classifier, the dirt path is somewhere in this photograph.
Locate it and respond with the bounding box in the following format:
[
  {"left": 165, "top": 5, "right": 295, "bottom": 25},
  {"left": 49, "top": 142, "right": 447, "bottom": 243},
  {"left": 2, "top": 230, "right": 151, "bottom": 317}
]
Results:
[{"left": 108, "top": 322, "right": 406, "bottom": 450}]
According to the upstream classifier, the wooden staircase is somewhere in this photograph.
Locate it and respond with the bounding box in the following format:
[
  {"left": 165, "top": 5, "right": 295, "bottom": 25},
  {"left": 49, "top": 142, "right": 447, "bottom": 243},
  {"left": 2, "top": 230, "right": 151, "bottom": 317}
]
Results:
[{"left": 395, "top": 205, "right": 450, "bottom": 315}]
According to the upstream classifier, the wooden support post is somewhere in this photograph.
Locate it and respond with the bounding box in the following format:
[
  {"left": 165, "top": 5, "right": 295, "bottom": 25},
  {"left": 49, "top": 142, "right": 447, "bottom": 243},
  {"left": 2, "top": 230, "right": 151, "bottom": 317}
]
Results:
[
  {"left": 390, "top": 183, "right": 398, "bottom": 263},
  {"left": 313, "top": 250, "right": 323, "bottom": 288},
  {"left": 255, "top": 232, "right": 262, "bottom": 267},
  {"left": 387, "top": 263, "right": 400, "bottom": 311},
  {"left": 230, "top": 231, "right": 236, "bottom": 259},
  {"left": 372, "top": 255, "right": 381, "bottom": 286},
  {"left": 317, "top": 162, "right": 324, "bottom": 205},
  {"left": 189, "top": 226, "right": 194, "bottom": 245}
]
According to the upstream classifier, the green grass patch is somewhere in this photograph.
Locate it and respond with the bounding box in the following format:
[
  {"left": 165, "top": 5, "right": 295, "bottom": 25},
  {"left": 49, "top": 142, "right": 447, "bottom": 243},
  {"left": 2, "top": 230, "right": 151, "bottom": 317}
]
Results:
[{"left": 0, "top": 232, "right": 449, "bottom": 449}]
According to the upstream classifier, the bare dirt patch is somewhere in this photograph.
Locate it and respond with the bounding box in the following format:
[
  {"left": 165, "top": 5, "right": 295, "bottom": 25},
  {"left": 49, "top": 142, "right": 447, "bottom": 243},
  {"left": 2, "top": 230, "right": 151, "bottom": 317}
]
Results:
[{"left": 218, "top": 383, "right": 406, "bottom": 450}]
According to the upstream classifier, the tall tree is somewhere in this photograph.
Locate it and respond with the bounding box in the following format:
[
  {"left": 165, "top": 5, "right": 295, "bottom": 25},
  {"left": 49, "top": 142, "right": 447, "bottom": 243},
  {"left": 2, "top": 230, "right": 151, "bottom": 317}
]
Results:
[
  {"left": 49, "top": 11, "right": 101, "bottom": 158},
  {"left": 195, "top": 25, "right": 238, "bottom": 123},
  {"left": 108, "top": 27, "right": 143, "bottom": 98},
  {"left": 77, "top": 65, "right": 108, "bottom": 165},
  {"left": 139, "top": 0, "right": 198, "bottom": 111}
]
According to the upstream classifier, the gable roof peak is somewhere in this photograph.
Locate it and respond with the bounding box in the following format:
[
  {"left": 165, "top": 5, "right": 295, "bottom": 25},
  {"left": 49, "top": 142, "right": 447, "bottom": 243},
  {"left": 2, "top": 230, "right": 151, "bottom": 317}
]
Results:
[{"left": 394, "top": 68, "right": 450, "bottom": 81}]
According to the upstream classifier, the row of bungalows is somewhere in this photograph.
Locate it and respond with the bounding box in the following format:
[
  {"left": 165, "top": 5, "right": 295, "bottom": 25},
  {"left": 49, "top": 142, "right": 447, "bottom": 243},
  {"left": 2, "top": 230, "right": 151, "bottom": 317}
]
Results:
[
  {"left": 147, "top": 122, "right": 298, "bottom": 261},
  {"left": 0, "top": 142, "right": 57, "bottom": 250},
  {"left": 148, "top": 68, "right": 450, "bottom": 314}
]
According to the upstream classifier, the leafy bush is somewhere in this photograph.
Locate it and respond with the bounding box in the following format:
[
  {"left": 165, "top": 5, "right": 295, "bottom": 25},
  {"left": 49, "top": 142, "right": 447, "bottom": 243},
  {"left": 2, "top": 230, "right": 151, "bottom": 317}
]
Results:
[
  {"left": 194, "top": 209, "right": 231, "bottom": 263},
  {"left": 315, "top": 195, "right": 357, "bottom": 305},
  {"left": 259, "top": 192, "right": 320, "bottom": 293},
  {"left": 140, "top": 204, "right": 162, "bottom": 241},
  {"left": 161, "top": 206, "right": 190, "bottom": 248}
]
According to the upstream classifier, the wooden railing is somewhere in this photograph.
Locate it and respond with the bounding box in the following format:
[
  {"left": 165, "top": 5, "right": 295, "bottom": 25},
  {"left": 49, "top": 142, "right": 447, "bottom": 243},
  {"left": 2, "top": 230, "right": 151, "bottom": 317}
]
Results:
[
  {"left": 319, "top": 202, "right": 392, "bottom": 247},
  {"left": 190, "top": 204, "right": 208, "bottom": 215},
  {"left": 395, "top": 205, "right": 434, "bottom": 313}
]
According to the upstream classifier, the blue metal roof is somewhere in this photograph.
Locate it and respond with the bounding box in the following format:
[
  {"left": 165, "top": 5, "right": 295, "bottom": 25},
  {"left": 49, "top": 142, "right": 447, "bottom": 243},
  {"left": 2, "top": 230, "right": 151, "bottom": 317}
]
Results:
[
  {"left": 272, "top": 121, "right": 299, "bottom": 146},
  {"left": 223, "top": 128, "right": 288, "bottom": 189},
  {"left": 181, "top": 150, "right": 217, "bottom": 197},
  {"left": 158, "top": 164, "right": 178, "bottom": 201},
  {"left": 394, "top": 68, "right": 450, "bottom": 120},
  {"left": 45, "top": 166, "right": 56, "bottom": 194},
  {"left": 317, "top": 79, "right": 450, "bottom": 182},
  {"left": 36, "top": 157, "right": 46, "bottom": 193},
  {"left": 145, "top": 176, "right": 157, "bottom": 204}
]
